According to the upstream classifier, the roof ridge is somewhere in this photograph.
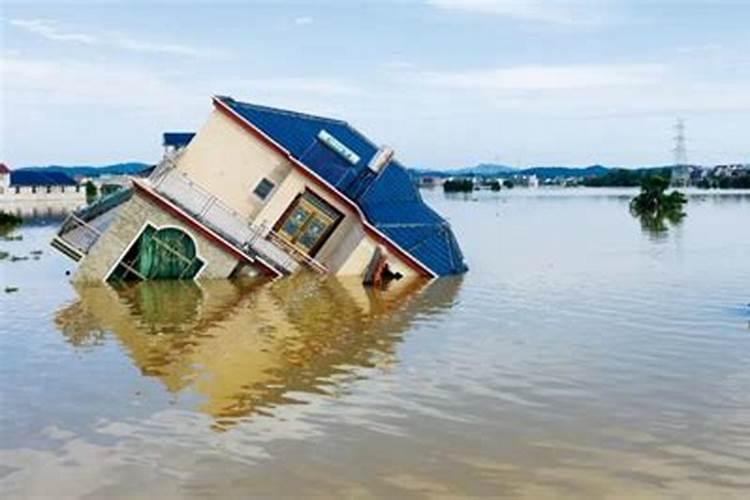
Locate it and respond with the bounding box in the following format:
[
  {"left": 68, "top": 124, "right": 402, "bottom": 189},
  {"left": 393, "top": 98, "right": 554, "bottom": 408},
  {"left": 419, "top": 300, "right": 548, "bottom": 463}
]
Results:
[{"left": 223, "top": 96, "right": 349, "bottom": 127}]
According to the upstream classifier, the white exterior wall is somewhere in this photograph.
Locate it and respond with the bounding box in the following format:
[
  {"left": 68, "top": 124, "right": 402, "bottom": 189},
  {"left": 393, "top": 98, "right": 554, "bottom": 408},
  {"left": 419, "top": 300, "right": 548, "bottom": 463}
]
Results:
[{"left": 0, "top": 183, "right": 86, "bottom": 216}]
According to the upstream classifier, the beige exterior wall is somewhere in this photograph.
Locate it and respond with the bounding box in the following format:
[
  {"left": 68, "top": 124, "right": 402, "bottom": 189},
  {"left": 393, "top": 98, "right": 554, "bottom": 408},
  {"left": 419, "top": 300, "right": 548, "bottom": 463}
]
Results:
[
  {"left": 171, "top": 108, "right": 418, "bottom": 279},
  {"left": 336, "top": 232, "right": 417, "bottom": 278},
  {"left": 175, "top": 109, "right": 292, "bottom": 221},
  {"left": 75, "top": 192, "right": 241, "bottom": 283}
]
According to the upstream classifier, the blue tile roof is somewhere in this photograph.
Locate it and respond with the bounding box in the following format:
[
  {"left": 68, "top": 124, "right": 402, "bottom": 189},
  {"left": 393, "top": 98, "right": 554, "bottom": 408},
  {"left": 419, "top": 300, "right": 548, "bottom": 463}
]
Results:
[
  {"left": 163, "top": 132, "right": 196, "bottom": 148},
  {"left": 10, "top": 171, "right": 77, "bottom": 187},
  {"left": 218, "top": 96, "right": 467, "bottom": 276}
]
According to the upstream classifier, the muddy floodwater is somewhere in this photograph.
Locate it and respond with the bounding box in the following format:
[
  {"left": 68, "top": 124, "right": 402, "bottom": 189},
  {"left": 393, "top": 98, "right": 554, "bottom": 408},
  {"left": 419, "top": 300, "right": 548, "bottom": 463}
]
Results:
[{"left": 1, "top": 188, "right": 749, "bottom": 498}]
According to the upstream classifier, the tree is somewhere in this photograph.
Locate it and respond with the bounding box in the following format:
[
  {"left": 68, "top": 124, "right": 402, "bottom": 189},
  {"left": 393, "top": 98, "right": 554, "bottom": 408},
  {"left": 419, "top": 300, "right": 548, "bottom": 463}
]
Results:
[
  {"left": 85, "top": 181, "right": 98, "bottom": 203},
  {"left": 630, "top": 175, "right": 687, "bottom": 233},
  {"left": 443, "top": 178, "right": 474, "bottom": 193}
]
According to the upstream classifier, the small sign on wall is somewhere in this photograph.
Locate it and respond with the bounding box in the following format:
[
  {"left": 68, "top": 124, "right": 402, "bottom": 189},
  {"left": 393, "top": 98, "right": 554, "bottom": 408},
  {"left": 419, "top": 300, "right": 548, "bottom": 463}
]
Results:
[{"left": 317, "top": 130, "right": 360, "bottom": 165}]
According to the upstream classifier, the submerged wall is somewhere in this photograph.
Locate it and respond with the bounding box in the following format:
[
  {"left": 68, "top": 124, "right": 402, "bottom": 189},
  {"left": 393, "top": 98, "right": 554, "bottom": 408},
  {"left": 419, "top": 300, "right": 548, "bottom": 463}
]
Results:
[{"left": 75, "top": 192, "right": 241, "bottom": 283}]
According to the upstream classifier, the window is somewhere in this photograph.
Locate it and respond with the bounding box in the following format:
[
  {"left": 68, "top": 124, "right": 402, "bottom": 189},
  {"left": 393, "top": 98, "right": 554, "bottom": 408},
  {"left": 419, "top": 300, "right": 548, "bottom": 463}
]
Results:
[
  {"left": 14, "top": 186, "right": 20, "bottom": 194},
  {"left": 46, "top": 186, "right": 52, "bottom": 194},
  {"left": 31, "top": 186, "right": 37, "bottom": 194},
  {"left": 274, "top": 191, "right": 342, "bottom": 256},
  {"left": 253, "top": 178, "right": 274, "bottom": 200},
  {"left": 61, "top": 186, "right": 65, "bottom": 193},
  {"left": 75, "top": 185, "right": 81, "bottom": 193}
]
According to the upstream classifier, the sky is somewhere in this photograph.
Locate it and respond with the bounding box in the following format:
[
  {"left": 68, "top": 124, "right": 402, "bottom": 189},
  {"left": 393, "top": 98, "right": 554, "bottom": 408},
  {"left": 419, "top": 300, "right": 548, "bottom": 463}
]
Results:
[{"left": 1, "top": 0, "right": 749, "bottom": 169}]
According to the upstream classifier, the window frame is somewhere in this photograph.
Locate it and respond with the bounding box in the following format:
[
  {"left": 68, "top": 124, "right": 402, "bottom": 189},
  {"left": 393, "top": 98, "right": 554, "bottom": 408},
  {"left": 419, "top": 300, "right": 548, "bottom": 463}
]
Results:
[
  {"left": 273, "top": 189, "right": 343, "bottom": 257},
  {"left": 252, "top": 178, "right": 275, "bottom": 201}
]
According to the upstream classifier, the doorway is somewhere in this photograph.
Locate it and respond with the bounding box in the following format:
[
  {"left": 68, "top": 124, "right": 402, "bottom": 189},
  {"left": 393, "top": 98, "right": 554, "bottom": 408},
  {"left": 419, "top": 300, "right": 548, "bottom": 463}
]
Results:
[{"left": 274, "top": 190, "right": 342, "bottom": 256}]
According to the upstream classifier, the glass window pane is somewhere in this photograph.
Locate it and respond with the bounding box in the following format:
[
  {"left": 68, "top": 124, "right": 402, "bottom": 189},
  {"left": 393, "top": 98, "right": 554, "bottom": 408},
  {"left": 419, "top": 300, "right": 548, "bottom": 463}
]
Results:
[
  {"left": 253, "top": 178, "right": 275, "bottom": 200},
  {"left": 297, "top": 217, "right": 329, "bottom": 250}
]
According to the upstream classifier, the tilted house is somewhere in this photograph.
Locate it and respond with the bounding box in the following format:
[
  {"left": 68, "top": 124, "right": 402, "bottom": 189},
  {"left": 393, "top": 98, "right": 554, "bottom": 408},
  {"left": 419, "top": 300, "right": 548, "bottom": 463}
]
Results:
[{"left": 52, "top": 96, "right": 467, "bottom": 283}]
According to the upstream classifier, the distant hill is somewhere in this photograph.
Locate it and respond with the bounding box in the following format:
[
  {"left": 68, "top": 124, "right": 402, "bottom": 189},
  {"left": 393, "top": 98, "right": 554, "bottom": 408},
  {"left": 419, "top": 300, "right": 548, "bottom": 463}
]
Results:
[
  {"left": 412, "top": 163, "right": 516, "bottom": 178},
  {"left": 452, "top": 163, "right": 517, "bottom": 176},
  {"left": 17, "top": 162, "right": 151, "bottom": 178},
  {"left": 517, "top": 165, "right": 609, "bottom": 178}
]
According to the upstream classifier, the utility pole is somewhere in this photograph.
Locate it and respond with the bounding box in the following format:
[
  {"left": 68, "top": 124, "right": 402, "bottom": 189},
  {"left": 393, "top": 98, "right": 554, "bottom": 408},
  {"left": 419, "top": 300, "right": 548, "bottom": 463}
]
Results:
[{"left": 671, "top": 118, "right": 690, "bottom": 187}]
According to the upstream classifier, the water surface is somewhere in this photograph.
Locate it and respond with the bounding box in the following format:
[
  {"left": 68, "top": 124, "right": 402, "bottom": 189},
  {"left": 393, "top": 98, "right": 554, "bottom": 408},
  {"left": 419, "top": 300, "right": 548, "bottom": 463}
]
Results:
[{"left": 1, "top": 189, "right": 749, "bottom": 498}]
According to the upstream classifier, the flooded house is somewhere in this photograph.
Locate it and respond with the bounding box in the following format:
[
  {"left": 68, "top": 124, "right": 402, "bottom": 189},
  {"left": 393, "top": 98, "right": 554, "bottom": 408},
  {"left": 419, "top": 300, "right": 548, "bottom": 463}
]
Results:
[{"left": 51, "top": 96, "right": 467, "bottom": 284}]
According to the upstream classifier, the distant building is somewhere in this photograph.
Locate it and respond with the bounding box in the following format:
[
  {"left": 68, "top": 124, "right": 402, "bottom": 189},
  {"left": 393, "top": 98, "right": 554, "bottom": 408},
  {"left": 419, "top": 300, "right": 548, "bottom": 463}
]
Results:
[
  {"left": 417, "top": 175, "right": 442, "bottom": 188},
  {"left": 163, "top": 132, "right": 196, "bottom": 159},
  {"left": 712, "top": 164, "right": 748, "bottom": 178},
  {"left": 0, "top": 163, "right": 85, "bottom": 216}
]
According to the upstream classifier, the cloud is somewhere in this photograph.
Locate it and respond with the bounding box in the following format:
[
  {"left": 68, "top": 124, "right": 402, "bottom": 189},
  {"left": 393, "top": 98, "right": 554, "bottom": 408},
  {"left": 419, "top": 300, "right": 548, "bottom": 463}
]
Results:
[
  {"left": 426, "top": 0, "right": 615, "bottom": 25},
  {"left": 9, "top": 19, "right": 97, "bottom": 44},
  {"left": 0, "top": 54, "right": 198, "bottom": 112},
  {"left": 406, "top": 64, "right": 667, "bottom": 91},
  {"left": 9, "top": 18, "right": 220, "bottom": 57},
  {"left": 221, "top": 77, "right": 363, "bottom": 97},
  {"left": 113, "top": 36, "right": 217, "bottom": 57},
  {"left": 293, "top": 16, "right": 313, "bottom": 26},
  {"left": 383, "top": 60, "right": 415, "bottom": 70}
]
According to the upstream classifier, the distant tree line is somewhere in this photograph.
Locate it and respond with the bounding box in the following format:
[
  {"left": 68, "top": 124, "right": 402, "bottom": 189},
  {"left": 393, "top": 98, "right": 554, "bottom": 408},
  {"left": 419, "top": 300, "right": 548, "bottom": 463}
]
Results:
[
  {"left": 443, "top": 179, "right": 474, "bottom": 192},
  {"left": 443, "top": 178, "right": 514, "bottom": 192},
  {"left": 696, "top": 174, "right": 750, "bottom": 189},
  {"left": 583, "top": 168, "right": 673, "bottom": 187}
]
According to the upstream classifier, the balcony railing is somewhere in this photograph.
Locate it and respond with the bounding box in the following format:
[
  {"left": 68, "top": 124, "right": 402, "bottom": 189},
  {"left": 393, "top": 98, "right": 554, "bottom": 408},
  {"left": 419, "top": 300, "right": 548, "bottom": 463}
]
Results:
[
  {"left": 53, "top": 214, "right": 101, "bottom": 257},
  {"left": 54, "top": 188, "right": 134, "bottom": 259},
  {"left": 149, "top": 169, "right": 327, "bottom": 276}
]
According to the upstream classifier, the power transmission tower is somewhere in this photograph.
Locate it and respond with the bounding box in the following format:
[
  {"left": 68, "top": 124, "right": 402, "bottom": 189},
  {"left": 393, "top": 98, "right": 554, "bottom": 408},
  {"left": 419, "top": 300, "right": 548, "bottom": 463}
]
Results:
[
  {"left": 671, "top": 118, "right": 689, "bottom": 186},
  {"left": 673, "top": 119, "right": 688, "bottom": 166}
]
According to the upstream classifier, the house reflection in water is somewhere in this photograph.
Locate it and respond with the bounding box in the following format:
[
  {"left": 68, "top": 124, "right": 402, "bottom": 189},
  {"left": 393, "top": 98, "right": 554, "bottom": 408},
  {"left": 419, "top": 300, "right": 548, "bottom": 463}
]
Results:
[{"left": 55, "top": 275, "right": 461, "bottom": 429}]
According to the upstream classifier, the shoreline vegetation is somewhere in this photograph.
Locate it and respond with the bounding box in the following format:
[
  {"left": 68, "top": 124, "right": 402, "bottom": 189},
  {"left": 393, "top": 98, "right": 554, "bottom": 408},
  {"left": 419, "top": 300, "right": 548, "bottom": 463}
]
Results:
[
  {"left": 421, "top": 165, "right": 750, "bottom": 190},
  {"left": 0, "top": 212, "right": 23, "bottom": 236}
]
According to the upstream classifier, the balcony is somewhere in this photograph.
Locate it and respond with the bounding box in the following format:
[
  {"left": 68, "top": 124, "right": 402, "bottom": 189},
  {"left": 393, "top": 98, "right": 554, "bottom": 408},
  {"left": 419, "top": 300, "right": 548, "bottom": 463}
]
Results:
[
  {"left": 147, "top": 169, "right": 327, "bottom": 276},
  {"left": 52, "top": 188, "right": 133, "bottom": 260}
]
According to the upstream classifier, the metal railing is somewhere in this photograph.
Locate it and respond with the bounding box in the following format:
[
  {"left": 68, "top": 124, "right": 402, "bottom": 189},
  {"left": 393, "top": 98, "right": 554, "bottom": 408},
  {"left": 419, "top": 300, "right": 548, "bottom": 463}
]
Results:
[
  {"left": 56, "top": 214, "right": 102, "bottom": 255},
  {"left": 267, "top": 231, "right": 329, "bottom": 274},
  {"left": 149, "top": 170, "right": 327, "bottom": 275},
  {"left": 55, "top": 188, "right": 132, "bottom": 257}
]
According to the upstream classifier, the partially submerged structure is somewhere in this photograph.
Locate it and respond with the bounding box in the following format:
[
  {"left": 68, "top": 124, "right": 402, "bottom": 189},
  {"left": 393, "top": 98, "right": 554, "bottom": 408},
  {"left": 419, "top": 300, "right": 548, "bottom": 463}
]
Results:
[{"left": 52, "top": 96, "right": 467, "bottom": 283}]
